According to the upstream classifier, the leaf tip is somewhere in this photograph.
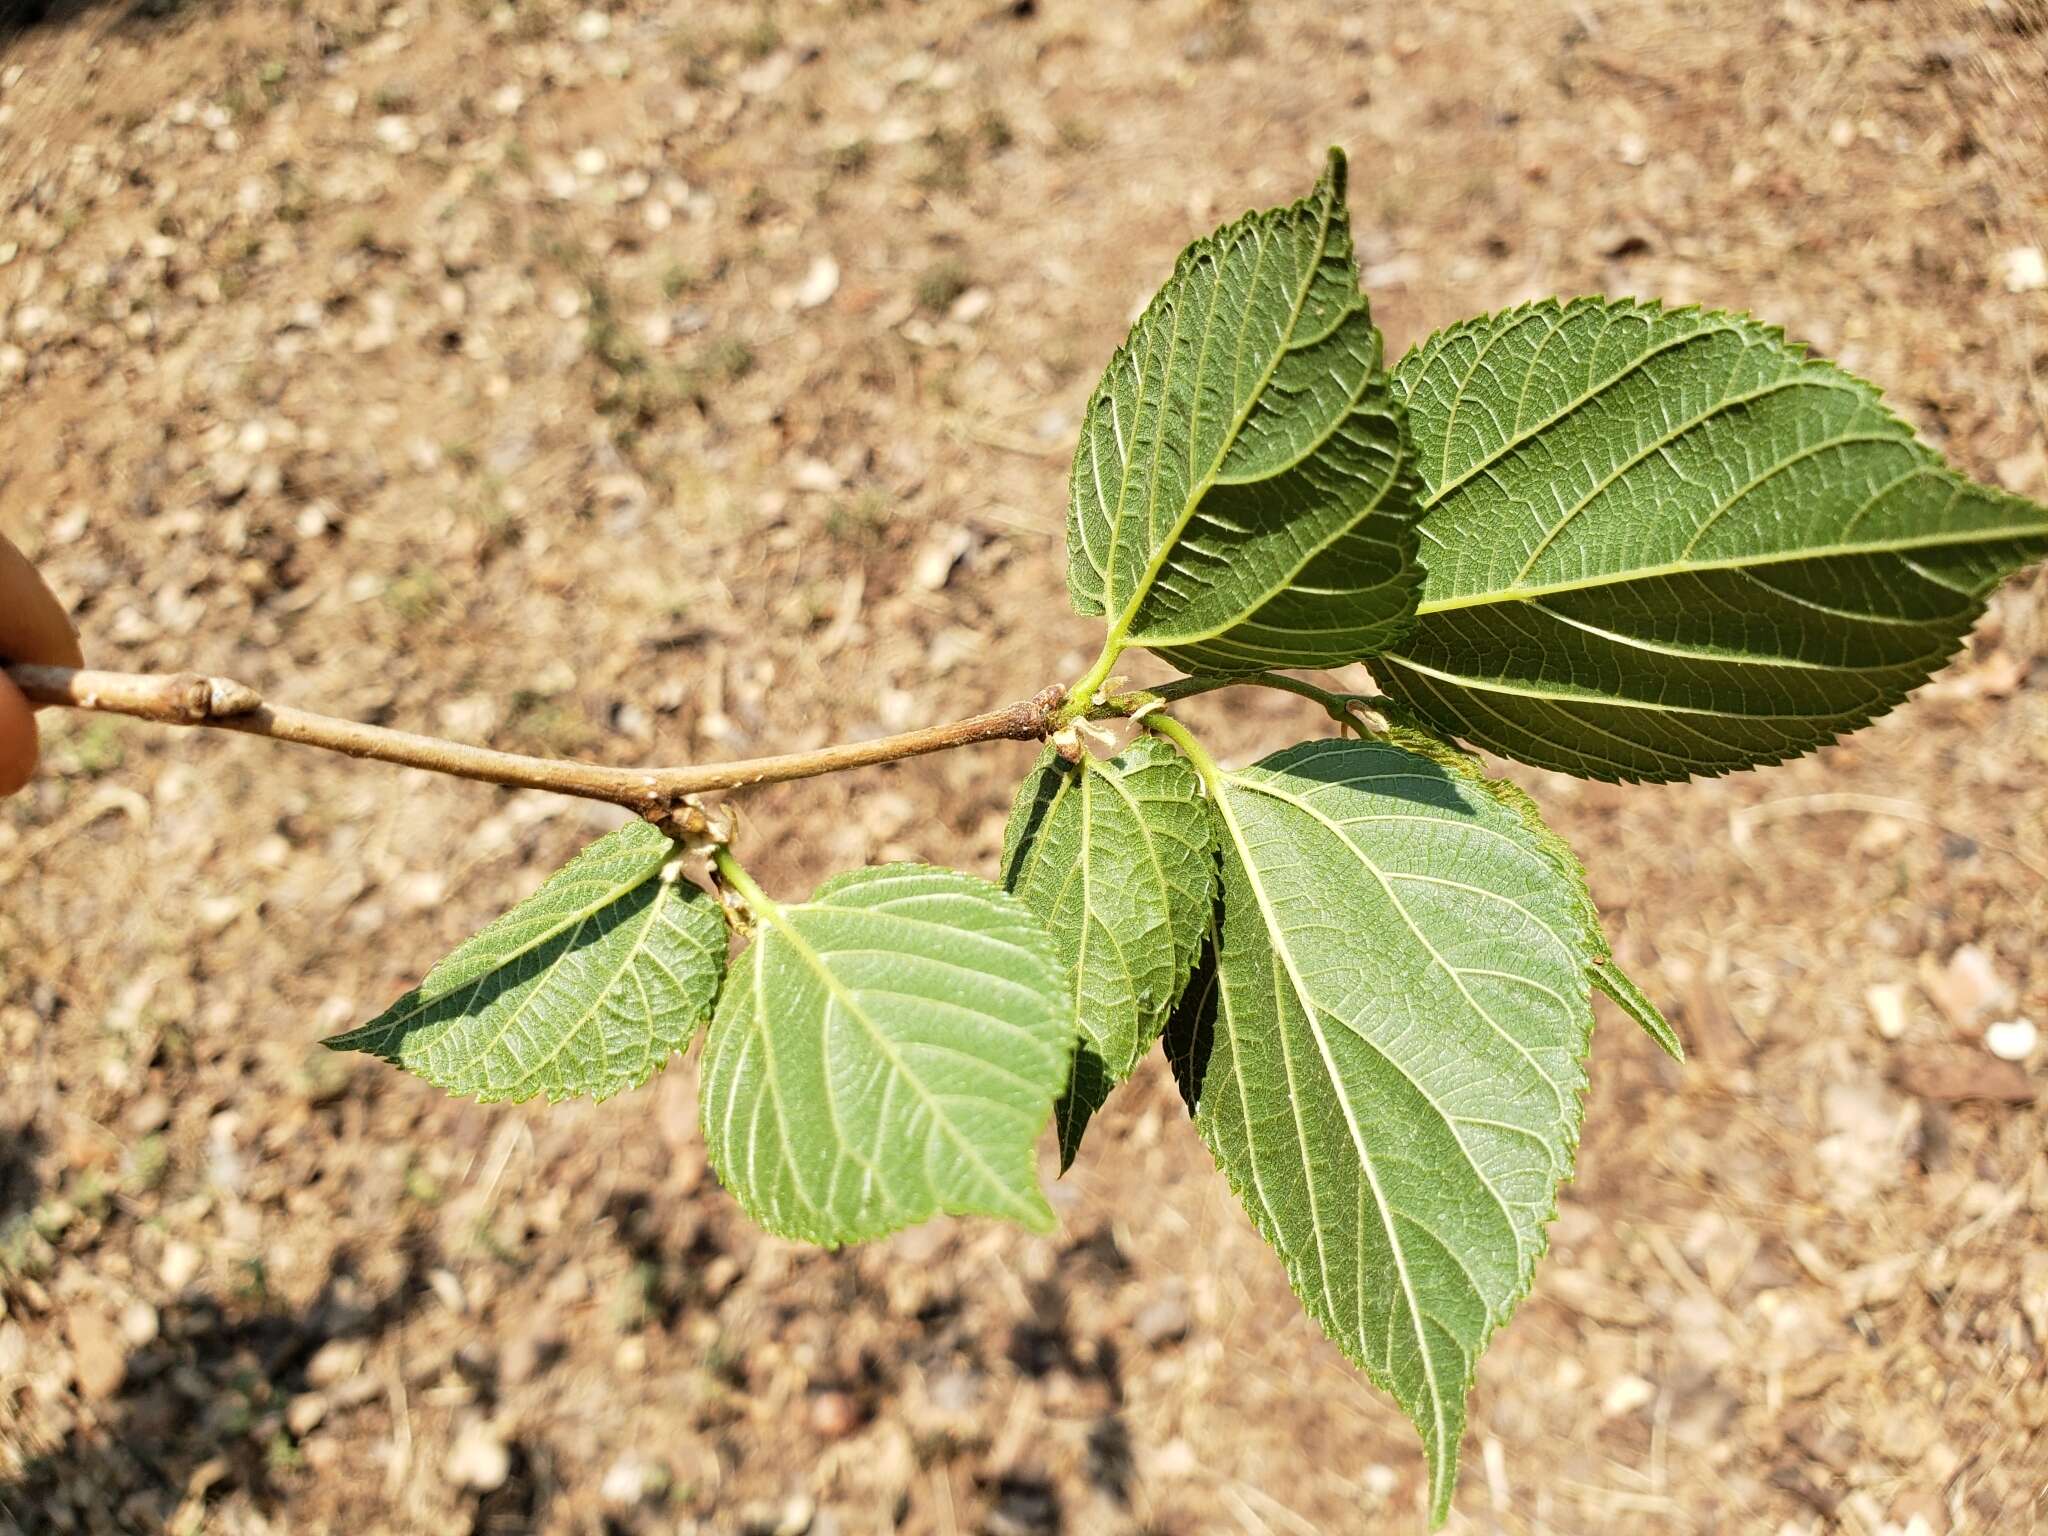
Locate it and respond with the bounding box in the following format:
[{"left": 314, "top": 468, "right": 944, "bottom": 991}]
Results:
[
  {"left": 321, "top": 1012, "right": 396, "bottom": 1061},
  {"left": 1592, "top": 961, "right": 1685, "bottom": 1063},
  {"left": 1425, "top": 1451, "right": 1458, "bottom": 1529},
  {"left": 1320, "top": 143, "right": 1348, "bottom": 198},
  {"left": 1015, "top": 1189, "right": 1059, "bottom": 1236}
]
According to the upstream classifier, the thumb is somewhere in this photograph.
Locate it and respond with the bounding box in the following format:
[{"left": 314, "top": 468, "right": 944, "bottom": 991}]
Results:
[
  {"left": 0, "top": 535, "right": 83, "bottom": 709},
  {"left": 0, "top": 673, "right": 38, "bottom": 796}
]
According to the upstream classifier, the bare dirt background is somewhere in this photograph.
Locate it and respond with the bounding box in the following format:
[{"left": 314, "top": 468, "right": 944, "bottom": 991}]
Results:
[{"left": 3, "top": 0, "right": 2046, "bottom": 1531}]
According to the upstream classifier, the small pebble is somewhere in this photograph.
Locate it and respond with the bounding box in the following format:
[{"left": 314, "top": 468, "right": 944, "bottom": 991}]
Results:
[
  {"left": 1601, "top": 1373, "right": 1655, "bottom": 1417},
  {"left": 2001, "top": 245, "right": 2047, "bottom": 295},
  {"left": 1984, "top": 1018, "right": 2037, "bottom": 1062},
  {"left": 125, "top": 1093, "right": 171, "bottom": 1135},
  {"left": 808, "top": 1390, "right": 862, "bottom": 1439},
  {"left": 792, "top": 254, "right": 840, "bottom": 311},
  {"left": 159, "top": 1240, "right": 203, "bottom": 1289},
  {"left": 1132, "top": 1295, "right": 1189, "bottom": 1347},
  {"left": 305, "top": 1337, "right": 367, "bottom": 1389},
  {"left": 1864, "top": 982, "right": 1909, "bottom": 1041},
  {"left": 445, "top": 1421, "right": 512, "bottom": 1492},
  {"left": 428, "top": 1268, "right": 468, "bottom": 1315},
  {"left": 947, "top": 286, "right": 992, "bottom": 325},
  {"left": 286, "top": 1391, "right": 328, "bottom": 1437},
  {"left": 118, "top": 1300, "right": 159, "bottom": 1348},
  {"left": 600, "top": 1454, "right": 657, "bottom": 1508},
  {"left": 374, "top": 116, "right": 419, "bottom": 154},
  {"left": 701, "top": 1254, "right": 742, "bottom": 1299}
]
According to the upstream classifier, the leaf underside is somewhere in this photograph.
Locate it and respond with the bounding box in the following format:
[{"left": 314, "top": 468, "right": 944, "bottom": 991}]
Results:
[
  {"left": 1066, "top": 146, "right": 1423, "bottom": 674},
  {"left": 1002, "top": 736, "right": 1216, "bottom": 1168},
  {"left": 329, "top": 820, "right": 728, "bottom": 1104},
  {"left": 1383, "top": 298, "right": 2048, "bottom": 781},
  {"left": 698, "top": 864, "right": 1073, "bottom": 1246},
  {"left": 1385, "top": 726, "right": 1683, "bottom": 1063},
  {"left": 1166, "top": 737, "right": 1594, "bottom": 1524}
]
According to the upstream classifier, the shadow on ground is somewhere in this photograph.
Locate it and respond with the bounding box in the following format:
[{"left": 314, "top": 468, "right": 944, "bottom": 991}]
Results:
[
  {"left": 0, "top": 1234, "right": 474, "bottom": 1536},
  {"left": 0, "top": 0, "right": 217, "bottom": 48},
  {"left": 0, "top": 1124, "right": 44, "bottom": 1226}
]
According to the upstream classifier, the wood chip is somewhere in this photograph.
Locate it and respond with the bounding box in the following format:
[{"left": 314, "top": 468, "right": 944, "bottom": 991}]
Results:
[{"left": 1891, "top": 1046, "right": 2035, "bottom": 1104}]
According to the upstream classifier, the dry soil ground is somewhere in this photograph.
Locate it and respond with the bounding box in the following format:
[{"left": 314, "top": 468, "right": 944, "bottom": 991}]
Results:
[{"left": 2, "top": 0, "right": 2046, "bottom": 1532}]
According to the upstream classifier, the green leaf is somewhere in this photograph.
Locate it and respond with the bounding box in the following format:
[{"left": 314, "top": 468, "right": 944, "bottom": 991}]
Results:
[
  {"left": 699, "top": 864, "right": 1073, "bottom": 1246},
  {"left": 1166, "top": 734, "right": 1593, "bottom": 1524},
  {"left": 329, "top": 820, "right": 728, "bottom": 1103},
  {"left": 1001, "top": 736, "right": 1216, "bottom": 1168},
  {"left": 1384, "top": 726, "right": 1684, "bottom": 1064},
  {"left": 1382, "top": 298, "right": 2048, "bottom": 781},
  {"left": 1066, "top": 147, "right": 1422, "bottom": 676}
]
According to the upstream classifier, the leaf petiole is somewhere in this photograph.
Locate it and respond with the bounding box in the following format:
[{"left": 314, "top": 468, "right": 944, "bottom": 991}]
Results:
[
  {"left": 1058, "top": 640, "right": 1127, "bottom": 727},
  {"left": 1139, "top": 712, "right": 1226, "bottom": 793},
  {"left": 710, "top": 845, "right": 782, "bottom": 930}
]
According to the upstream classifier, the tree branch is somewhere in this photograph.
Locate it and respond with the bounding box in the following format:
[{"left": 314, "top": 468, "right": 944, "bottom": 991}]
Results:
[{"left": 7, "top": 663, "right": 1068, "bottom": 813}]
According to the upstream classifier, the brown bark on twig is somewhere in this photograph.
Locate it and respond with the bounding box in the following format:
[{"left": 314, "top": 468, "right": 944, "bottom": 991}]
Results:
[{"left": 8, "top": 663, "right": 1066, "bottom": 813}]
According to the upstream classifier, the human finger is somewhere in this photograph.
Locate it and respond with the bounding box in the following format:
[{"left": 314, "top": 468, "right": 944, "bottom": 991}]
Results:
[
  {"left": 0, "top": 534, "right": 84, "bottom": 697},
  {"left": 0, "top": 674, "right": 37, "bottom": 796}
]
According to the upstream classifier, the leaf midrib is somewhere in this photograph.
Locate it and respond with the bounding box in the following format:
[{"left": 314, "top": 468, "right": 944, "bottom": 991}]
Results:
[
  {"left": 1205, "top": 773, "right": 1452, "bottom": 1485},
  {"left": 1132, "top": 372, "right": 1408, "bottom": 649},
  {"left": 754, "top": 894, "right": 1043, "bottom": 1228},
  {"left": 1408, "top": 519, "right": 2043, "bottom": 617},
  {"left": 1380, "top": 652, "right": 1920, "bottom": 716},
  {"left": 1229, "top": 770, "right": 1573, "bottom": 1182},
  {"left": 1504, "top": 385, "right": 1901, "bottom": 588},
  {"left": 1094, "top": 754, "right": 1192, "bottom": 1069},
  {"left": 1098, "top": 180, "right": 1346, "bottom": 654},
  {"left": 1522, "top": 599, "right": 1954, "bottom": 673},
  {"left": 421, "top": 843, "right": 665, "bottom": 998},
  {"left": 496, "top": 877, "right": 678, "bottom": 1100},
  {"left": 359, "top": 867, "right": 648, "bottom": 1052}
]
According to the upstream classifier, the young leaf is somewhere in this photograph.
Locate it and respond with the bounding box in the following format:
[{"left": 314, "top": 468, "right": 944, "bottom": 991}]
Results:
[
  {"left": 329, "top": 820, "right": 728, "bottom": 1103},
  {"left": 1066, "top": 147, "right": 1422, "bottom": 677},
  {"left": 1001, "top": 736, "right": 1216, "bottom": 1167},
  {"left": 1165, "top": 734, "right": 1593, "bottom": 1524},
  {"left": 699, "top": 864, "right": 1073, "bottom": 1246},
  {"left": 1382, "top": 299, "right": 2048, "bottom": 781}
]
